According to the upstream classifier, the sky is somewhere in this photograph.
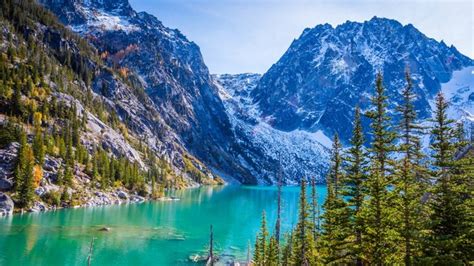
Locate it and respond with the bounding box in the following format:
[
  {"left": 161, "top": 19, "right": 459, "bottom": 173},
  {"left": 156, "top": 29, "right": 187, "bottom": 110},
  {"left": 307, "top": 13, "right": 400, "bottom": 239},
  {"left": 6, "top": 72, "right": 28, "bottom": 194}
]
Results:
[{"left": 129, "top": 0, "right": 474, "bottom": 74}]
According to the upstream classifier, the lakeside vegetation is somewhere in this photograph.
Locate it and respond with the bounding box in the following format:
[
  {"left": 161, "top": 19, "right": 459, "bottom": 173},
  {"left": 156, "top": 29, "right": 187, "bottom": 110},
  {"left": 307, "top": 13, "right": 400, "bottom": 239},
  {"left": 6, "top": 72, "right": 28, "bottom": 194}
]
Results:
[
  {"left": 252, "top": 73, "right": 473, "bottom": 265},
  {"left": 0, "top": 0, "right": 222, "bottom": 213}
]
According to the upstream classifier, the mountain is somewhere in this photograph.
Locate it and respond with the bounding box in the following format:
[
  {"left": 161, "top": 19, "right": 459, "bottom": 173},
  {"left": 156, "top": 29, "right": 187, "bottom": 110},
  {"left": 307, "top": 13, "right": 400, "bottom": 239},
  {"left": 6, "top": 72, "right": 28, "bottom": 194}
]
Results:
[
  {"left": 214, "top": 18, "right": 473, "bottom": 183},
  {"left": 38, "top": 0, "right": 332, "bottom": 184},
  {"left": 36, "top": 0, "right": 473, "bottom": 185},
  {"left": 39, "top": 0, "right": 259, "bottom": 183},
  {"left": 251, "top": 17, "right": 473, "bottom": 142},
  {"left": 0, "top": 0, "right": 230, "bottom": 215},
  {"left": 214, "top": 73, "right": 330, "bottom": 184}
]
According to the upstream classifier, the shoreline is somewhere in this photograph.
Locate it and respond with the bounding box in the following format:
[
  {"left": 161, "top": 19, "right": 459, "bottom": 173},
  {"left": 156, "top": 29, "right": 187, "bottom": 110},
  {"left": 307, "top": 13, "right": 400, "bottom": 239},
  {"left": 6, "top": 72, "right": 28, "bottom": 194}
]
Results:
[
  {"left": 10, "top": 195, "right": 180, "bottom": 217},
  {"left": 1, "top": 185, "right": 226, "bottom": 218}
]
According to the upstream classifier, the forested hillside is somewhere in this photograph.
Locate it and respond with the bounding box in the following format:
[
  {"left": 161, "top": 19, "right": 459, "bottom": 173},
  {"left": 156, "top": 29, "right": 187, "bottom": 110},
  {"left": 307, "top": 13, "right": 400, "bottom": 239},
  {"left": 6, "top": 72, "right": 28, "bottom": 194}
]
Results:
[{"left": 0, "top": 0, "right": 221, "bottom": 215}]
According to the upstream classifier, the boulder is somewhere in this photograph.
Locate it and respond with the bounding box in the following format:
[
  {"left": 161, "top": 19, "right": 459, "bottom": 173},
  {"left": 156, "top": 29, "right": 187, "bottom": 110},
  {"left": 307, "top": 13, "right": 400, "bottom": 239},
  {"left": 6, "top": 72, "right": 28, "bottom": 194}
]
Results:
[
  {"left": 130, "top": 195, "right": 145, "bottom": 203},
  {"left": 0, "top": 192, "right": 14, "bottom": 216},
  {"left": 43, "top": 156, "right": 62, "bottom": 183},
  {"left": 29, "top": 201, "right": 48, "bottom": 212},
  {"left": 35, "top": 186, "right": 46, "bottom": 197},
  {"left": 0, "top": 178, "right": 13, "bottom": 191},
  {"left": 0, "top": 142, "right": 19, "bottom": 191},
  {"left": 43, "top": 156, "right": 61, "bottom": 172},
  {"left": 117, "top": 190, "right": 128, "bottom": 200}
]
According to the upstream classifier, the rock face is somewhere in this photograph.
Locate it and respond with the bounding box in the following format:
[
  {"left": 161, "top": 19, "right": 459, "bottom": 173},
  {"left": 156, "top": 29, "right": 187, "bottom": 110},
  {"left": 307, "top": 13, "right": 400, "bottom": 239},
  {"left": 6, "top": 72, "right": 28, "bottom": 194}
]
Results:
[
  {"left": 40, "top": 0, "right": 255, "bottom": 183},
  {"left": 0, "top": 142, "right": 19, "bottom": 191},
  {"left": 251, "top": 17, "right": 473, "bottom": 142},
  {"left": 214, "top": 74, "right": 330, "bottom": 183},
  {"left": 37, "top": 1, "right": 473, "bottom": 184},
  {"left": 0, "top": 192, "right": 14, "bottom": 216}
]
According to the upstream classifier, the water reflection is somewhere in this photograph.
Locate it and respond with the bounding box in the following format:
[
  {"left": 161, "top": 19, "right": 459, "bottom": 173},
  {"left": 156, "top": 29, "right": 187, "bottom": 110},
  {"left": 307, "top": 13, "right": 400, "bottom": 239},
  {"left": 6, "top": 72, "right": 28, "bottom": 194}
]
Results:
[{"left": 0, "top": 185, "right": 327, "bottom": 265}]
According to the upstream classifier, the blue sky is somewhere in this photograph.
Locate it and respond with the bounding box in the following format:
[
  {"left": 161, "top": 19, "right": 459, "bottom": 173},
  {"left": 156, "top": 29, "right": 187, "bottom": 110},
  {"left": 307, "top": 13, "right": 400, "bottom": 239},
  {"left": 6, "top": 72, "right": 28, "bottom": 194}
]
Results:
[{"left": 129, "top": 0, "right": 473, "bottom": 74}]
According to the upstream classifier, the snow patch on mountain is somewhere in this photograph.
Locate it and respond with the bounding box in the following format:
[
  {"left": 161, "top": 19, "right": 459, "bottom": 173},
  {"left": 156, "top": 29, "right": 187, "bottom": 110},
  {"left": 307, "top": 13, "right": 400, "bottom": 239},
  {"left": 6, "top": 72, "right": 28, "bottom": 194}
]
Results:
[
  {"left": 437, "top": 66, "right": 474, "bottom": 121},
  {"left": 215, "top": 73, "right": 330, "bottom": 184},
  {"left": 71, "top": 9, "right": 139, "bottom": 33}
]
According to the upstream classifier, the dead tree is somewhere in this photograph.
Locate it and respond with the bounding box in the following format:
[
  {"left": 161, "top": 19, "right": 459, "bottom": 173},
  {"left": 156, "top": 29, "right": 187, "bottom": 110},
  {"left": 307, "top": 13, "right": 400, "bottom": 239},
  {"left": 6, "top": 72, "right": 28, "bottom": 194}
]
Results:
[
  {"left": 207, "top": 225, "right": 214, "bottom": 266},
  {"left": 275, "top": 154, "right": 282, "bottom": 244},
  {"left": 311, "top": 176, "right": 319, "bottom": 239},
  {"left": 87, "top": 237, "right": 95, "bottom": 266}
]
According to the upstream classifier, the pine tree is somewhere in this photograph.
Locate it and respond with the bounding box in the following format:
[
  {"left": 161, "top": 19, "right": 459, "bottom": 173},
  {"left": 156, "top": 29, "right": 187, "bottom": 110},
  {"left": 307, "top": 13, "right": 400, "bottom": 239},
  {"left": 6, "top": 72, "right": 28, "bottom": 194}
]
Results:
[
  {"left": 310, "top": 176, "right": 320, "bottom": 240},
  {"left": 425, "top": 92, "right": 471, "bottom": 264},
  {"left": 291, "top": 179, "right": 316, "bottom": 265},
  {"left": 18, "top": 145, "right": 35, "bottom": 208},
  {"left": 394, "top": 70, "right": 426, "bottom": 265},
  {"left": 254, "top": 210, "right": 268, "bottom": 266},
  {"left": 253, "top": 234, "right": 262, "bottom": 265},
  {"left": 63, "top": 164, "right": 73, "bottom": 186},
  {"left": 14, "top": 130, "right": 28, "bottom": 191},
  {"left": 32, "top": 113, "right": 45, "bottom": 165},
  {"left": 321, "top": 134, "right": 351, "bottom": 264},
  {"left": 266, "top": 236, "right": 279, "bottom": 266},
  {"left": 362, "top": 73, "right": 398, "bottom": 265},
  {"left": 281, "top": 232, "right": 293, "bottom": 266},
  {"left": 12, "top": 80, "right": 23, "bottom": 116},
  {"left": 342, "top": 106, "right": 367, "bottom": 265}
]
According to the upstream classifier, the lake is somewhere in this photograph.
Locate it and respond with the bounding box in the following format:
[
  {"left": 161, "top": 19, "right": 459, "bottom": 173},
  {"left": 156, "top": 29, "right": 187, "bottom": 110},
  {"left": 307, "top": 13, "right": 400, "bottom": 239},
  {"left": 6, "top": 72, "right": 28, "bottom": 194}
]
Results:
[{"left": 0, "top": 185, "right": 327, "bottom": 265}]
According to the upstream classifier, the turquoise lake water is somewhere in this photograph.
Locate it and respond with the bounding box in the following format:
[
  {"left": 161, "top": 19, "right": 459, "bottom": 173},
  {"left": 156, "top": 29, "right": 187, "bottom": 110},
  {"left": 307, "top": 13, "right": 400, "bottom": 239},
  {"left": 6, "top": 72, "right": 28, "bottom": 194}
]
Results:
[{"left": 0, "top": 185, "right": 327, "bottom": 265}]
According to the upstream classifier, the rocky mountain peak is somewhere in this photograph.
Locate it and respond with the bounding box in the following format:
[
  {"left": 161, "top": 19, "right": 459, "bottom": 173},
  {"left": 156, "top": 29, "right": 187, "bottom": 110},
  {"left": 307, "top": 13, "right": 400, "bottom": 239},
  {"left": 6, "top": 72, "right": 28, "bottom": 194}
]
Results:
[{"left": 252, "top": 18, "right": 473, "bottom": 142}]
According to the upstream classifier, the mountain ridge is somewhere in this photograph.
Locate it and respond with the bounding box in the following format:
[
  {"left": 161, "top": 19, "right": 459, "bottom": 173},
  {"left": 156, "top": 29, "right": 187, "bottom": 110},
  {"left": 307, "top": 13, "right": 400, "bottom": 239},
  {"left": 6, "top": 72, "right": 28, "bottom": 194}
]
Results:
[
  {"left": 37, "top": 0, "right": 474, "bottom": 184},
  {"left": 251, "top": 16, "right": 472, "bottom": 142}
]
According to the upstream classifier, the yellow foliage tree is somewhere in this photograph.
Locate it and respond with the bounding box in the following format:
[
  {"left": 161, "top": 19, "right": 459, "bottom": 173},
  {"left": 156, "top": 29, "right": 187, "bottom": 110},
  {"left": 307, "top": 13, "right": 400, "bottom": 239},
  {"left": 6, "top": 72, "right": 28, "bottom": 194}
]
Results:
[
  {"left": 33, "top": 112, "right": 42, "bottom": 128},
  {"left": 33, "top": 165, "right": 43, "bottom": 188}
]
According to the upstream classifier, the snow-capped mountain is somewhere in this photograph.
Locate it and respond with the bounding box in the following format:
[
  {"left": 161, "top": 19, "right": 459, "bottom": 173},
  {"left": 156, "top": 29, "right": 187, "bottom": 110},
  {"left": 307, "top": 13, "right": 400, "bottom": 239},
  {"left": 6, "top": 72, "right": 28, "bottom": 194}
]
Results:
[
  {"left": 38, "top": 0, "right": 473, "bottom": 184},
  {"left": 41, "top": 0, "right": 331, "bottom": 184},
  {"left": 251, "top": 17, "right": 473, "bottom": 142},
  {"left": 39, "top": 0, "right": 261, "bottom": 183},
  {"left": 215, "top": 18, "right": 472, "bottom": 183},
  {"left": 215, "top": 74, "right": 330, "bottom": 184}
]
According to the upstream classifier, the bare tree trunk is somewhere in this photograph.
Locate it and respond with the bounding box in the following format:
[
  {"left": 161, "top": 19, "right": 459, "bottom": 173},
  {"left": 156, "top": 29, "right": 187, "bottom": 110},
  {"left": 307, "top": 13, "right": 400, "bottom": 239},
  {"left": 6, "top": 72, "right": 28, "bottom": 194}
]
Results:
[
  {"left": 311, "top": 176, "right": 318, "bottom": 240},
  {"left": 208, "top": 225, "right": 214, "bottom": 266},
  {"left": 275, "top": 155, "right": 282, "bottom": 244},
  {"left": 87, "top": 237, "right": 94, "bottom": 266}
]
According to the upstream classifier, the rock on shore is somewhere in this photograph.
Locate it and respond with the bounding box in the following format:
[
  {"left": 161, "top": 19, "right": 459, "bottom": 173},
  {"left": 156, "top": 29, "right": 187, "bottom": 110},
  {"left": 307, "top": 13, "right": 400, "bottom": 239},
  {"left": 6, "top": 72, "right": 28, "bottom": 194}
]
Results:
[{"left": 0, "top": 192, "right": 14, "bottom": 216}]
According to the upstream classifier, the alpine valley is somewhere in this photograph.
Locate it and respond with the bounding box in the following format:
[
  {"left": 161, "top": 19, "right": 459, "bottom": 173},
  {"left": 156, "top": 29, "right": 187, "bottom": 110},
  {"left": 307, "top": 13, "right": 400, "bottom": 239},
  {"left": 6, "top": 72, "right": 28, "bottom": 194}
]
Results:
[{"left": 0, "top": 0, "right": 472, "bottom": 215}]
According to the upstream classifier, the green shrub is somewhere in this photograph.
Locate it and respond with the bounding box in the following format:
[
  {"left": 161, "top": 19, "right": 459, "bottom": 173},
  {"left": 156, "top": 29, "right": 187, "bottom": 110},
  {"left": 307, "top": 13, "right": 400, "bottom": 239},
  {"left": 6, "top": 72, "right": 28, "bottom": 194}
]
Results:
[{"left": 41, "top": 190, "right": 61, "bottom": 206}]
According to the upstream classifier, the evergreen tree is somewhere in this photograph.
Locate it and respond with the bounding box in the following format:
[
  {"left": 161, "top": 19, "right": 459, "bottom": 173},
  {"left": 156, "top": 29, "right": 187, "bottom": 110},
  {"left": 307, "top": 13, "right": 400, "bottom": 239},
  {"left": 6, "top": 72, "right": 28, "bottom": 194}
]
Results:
[
  {"left": 63, "top": 164, "right": 73, "bottom": 186},
  {"left": 394, "top": 70, "right": 426, "bottom": 265},
  {"left": 266, "top": 236, "right": 280, "bottom": 266},
  {"left": 310, "top": 176, "right": 320, "bottom": 240},
  {"left": 342, "top": 106, "right": 367, "bottom": 265},
  {"left": 291, "top": 179, "right": 316, "bottom": 265},
  {"left": 12, "top": 80, "right": 23, "bottom": 116},
  {"left": 18, "top": 144, "right": 35, "bottom": 208},
  {"left": 425, "top": 92, "right": 471, "bottom": 264},
  {"left": 362, "top": 73, "right": 398, "bottom": 265},
  {"left": 281, "top": 232, "right": 293, "bottom": 266},
  {"left": 254, "top": 210, "right": 268, "bottom": 266},
  {"left": 253, "top": 235, "right": 262, "bottom": 265},
  {"left": 14, "top": 129, "right": 28, "bottom": 191},
  {"left": 321, "top": 134, "right": 351, "bottom": 264},
  {"left": 32, "top": 132, "right": 45, "bottom": 165}
]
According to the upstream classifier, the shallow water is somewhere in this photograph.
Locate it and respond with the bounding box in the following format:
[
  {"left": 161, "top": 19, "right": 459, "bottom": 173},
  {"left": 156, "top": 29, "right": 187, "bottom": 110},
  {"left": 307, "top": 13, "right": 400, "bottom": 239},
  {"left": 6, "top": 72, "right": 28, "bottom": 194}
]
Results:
[{"left": 0, "top": 185, "right": 326, "bottom": 265}]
